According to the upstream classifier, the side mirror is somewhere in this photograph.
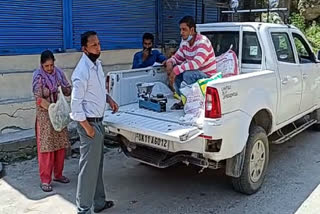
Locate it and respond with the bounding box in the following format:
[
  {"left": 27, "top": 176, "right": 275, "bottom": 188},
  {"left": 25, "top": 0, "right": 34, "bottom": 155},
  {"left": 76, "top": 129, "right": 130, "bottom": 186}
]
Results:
[
  {"left": 318, "top": 50, "right": 320, "bottom": 61},
  {"left": 279, "top": 54, "right": 288, "bottom": 60}
]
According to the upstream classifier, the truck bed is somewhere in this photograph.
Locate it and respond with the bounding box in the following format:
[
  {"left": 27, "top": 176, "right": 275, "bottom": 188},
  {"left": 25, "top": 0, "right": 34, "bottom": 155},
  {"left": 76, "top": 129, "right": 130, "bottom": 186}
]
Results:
[{"left": 103, "top": 95, "right": 203, "bottom": 143}]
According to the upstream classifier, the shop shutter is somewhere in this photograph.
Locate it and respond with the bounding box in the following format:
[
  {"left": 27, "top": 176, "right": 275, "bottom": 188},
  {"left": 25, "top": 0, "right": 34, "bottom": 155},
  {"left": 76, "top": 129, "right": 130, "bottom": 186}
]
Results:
[
  {"left": 72, "top": 0, "right": 156, "bottom": 50},
  {"left": 0, "top": 0, "right": 63, "bottom": 55}
]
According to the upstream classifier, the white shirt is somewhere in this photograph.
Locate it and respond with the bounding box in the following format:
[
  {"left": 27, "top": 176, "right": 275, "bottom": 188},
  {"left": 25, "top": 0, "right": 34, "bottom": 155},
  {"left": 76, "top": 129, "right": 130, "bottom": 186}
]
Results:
[{"left": 70, "top": 53, "right": 107, "bottom": 121}]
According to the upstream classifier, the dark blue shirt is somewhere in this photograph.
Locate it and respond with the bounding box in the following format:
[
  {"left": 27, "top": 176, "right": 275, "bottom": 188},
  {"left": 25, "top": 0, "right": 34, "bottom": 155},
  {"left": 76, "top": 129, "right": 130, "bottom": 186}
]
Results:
[{"left": 132, "top": 49, "right": 166, "bottom": 69}]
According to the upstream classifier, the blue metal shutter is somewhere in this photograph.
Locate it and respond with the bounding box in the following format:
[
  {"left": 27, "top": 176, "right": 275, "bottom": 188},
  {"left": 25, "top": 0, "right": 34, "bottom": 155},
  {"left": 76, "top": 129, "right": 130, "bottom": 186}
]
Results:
[
  {"left": 161, "top": 0, "right": 196, "bottom": 44},
  {"left": 161, "top": 0, "right": 219, "bottom": 45},
  {"left": 204, "top": 2, "right": 219, "bottom": 23},
  {"left": 0, "top": 0, "right": 63, "bottom": 55},
  {"left": 72, "top": 0, "right": 156, "bottom": 50}
]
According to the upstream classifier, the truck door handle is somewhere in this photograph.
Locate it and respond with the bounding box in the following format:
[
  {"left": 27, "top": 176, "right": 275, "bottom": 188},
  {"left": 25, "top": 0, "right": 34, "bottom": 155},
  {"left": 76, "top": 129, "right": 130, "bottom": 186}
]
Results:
[
  {"left": 302, "top": 73, "right": 308, "bottom": 79},
  {"left": 282, "top": 77, "right": 289, "bottom": 85}
]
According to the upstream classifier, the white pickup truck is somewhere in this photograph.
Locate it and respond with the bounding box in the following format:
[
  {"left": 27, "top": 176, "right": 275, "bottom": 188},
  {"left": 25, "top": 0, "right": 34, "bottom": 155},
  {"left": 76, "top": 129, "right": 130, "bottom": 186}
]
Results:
[{"left": 103, "top": 22, "right": 320, "bottom": 195}]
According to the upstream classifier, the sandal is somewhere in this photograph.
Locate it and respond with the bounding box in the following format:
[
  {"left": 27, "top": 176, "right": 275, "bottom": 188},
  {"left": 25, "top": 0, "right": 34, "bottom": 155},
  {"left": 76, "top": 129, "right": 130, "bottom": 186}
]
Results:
[
  {"left": 53, "top": 176, "right": 70, "bottom": 184},
  {"left": 170, "top": 102, "right": 184, "bottom": 110},
  {"left": 40, "top": 183, "right": 53, "bottom": 192}
]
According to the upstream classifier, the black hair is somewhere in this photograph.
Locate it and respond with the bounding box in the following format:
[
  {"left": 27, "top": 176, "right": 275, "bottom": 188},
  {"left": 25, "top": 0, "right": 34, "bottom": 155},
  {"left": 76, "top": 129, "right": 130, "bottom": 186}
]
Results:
[
  {"left": 40, "top": 50, "right": 55, "bottom": 64},
  {"left": 81, "top": 31, "right": 97, "bottom": 47},
  {"left": 142, "top": 33, "right": 154, "bottom": 43},
  {"left": 179, "top": 16, "right": 197, "bottom": 31}
]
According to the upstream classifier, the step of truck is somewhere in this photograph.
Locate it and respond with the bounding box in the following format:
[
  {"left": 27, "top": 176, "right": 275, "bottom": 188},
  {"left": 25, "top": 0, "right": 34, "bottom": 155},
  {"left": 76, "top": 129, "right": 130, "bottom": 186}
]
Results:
[{"left": 270, "top": 117, "right": 317, "bottom": 144}]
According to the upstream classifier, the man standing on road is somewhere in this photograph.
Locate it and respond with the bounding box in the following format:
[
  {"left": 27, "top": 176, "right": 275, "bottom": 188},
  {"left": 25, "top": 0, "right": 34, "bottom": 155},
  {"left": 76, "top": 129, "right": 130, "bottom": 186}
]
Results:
[
  {"left": 165, "top": 16, "right": 217, "bottom": 110},
  {"left": 70, "top": 31, "right": 118, "bottom": 214},
  {"left": 132, "top": 33, "right": 166, "bottom": 69}
]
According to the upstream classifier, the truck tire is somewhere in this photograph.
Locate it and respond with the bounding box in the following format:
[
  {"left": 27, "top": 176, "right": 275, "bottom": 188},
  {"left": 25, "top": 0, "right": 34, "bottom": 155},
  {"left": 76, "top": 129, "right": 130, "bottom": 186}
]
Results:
[{"left": 231, "top": 125, "right": 269, "bottom": 195}]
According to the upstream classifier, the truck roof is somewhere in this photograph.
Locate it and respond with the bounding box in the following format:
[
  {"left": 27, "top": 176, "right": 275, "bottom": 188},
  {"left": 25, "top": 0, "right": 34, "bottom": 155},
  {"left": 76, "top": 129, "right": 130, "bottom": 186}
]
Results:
[{"left": 197, "top": 22, "right": 298, "bottom": 31}]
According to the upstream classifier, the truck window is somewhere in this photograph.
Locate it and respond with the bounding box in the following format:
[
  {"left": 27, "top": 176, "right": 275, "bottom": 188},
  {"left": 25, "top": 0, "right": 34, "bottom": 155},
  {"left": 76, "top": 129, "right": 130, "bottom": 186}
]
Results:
[
  {"left": 292, "top": 33, "right": 315, "bottom": 64},
  {"left": 271, "top": 33, "right": 295, "bottom": 63},
  {"left": 242, "top": 32, "right": 262, "bottom": 64},
  {"left": 201, "top": 31, "right": 239, "bottom": 56}
]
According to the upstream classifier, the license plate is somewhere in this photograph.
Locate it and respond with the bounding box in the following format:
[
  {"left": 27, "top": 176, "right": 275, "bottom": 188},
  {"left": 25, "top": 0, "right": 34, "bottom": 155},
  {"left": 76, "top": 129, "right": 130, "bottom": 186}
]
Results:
[{"left": 135, "top": 133, "right": 170, "bottom": 150}]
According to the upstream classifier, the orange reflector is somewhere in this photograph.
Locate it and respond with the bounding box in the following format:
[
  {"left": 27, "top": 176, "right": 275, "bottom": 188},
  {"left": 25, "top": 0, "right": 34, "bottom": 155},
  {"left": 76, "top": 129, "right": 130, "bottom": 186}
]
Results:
[{"left": 199, "top": 134, "right": 213, "bottom": 139}]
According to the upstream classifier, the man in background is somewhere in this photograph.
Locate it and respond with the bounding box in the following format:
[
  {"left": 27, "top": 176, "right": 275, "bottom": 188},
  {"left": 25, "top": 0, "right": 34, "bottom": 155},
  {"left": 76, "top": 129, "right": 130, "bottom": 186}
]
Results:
[{"left": 132, "top": 33, "right": 166, "bottom": 69}]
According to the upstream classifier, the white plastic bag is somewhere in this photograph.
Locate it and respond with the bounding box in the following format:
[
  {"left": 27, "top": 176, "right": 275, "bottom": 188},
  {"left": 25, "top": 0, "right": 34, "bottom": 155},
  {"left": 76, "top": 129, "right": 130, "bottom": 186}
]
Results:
[
  {"left": 48, "top": 86, "right": 71, "bottom": 132},
  {"left": 180, "top": 73, "right": 222, "bottom": 127},
  {"left": 150, "top": 81, "right": 172, "bottom": 97},
  {"left": 216, "top": 49, "right": 239, "bottom": 77},
  {"left": 180, "top": 83, "right": 205, "bottom": 127}
]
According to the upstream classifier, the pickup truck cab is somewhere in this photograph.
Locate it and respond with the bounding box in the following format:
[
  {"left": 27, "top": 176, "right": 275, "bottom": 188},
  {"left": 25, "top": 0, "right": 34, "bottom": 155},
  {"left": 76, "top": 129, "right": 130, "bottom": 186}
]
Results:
[{"left": 103, "top": 22, "right": 320, "bottom": 195}]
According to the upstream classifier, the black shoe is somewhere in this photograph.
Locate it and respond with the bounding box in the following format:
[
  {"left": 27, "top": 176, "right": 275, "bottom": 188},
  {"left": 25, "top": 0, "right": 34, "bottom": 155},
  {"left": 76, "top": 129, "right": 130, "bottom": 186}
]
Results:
[
  {"left": 93, "top": 200, "right": 114, "bottom": 213},
  {"left": 170, "top": 102, "right": 184, "bottom": 110}
]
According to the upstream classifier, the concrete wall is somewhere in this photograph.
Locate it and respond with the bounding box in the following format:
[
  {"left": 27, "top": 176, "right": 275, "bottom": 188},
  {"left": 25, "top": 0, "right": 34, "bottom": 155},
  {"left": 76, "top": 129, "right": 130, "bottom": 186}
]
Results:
[{"left": 0, "top": 49, "right": 138, "bottom": 134}]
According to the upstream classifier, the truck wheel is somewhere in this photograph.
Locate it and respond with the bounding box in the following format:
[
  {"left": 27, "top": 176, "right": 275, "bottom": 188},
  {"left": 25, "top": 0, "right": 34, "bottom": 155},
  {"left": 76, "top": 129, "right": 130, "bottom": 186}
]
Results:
[{"left": 231, "top": 125, "right": 269, "bottom": 195}]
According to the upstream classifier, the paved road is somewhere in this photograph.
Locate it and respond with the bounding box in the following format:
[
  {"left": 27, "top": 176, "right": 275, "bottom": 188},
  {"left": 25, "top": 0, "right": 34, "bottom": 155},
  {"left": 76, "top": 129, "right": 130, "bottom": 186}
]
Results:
[{"left": 1, "top": 129, "right": 320, "bottom": 214}]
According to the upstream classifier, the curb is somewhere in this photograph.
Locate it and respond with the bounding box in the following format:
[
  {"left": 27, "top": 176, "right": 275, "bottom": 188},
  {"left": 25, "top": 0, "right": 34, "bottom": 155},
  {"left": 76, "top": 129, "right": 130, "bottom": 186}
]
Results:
[
  {"left": 0, "top": 130, "right": 36, "bottom": 162},
  {"left": 0, "top": 162, "right": 3, "bottom": 178}
]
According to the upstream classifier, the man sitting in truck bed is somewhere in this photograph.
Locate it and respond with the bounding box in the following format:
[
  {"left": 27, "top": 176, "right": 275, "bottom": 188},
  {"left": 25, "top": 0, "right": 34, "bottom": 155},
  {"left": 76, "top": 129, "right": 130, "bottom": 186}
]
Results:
[
  {"left": 132, "top": 33, "right": 167, "bottom": 69},
  {"left": 165, "top": 16, "right": 217, "bottom": 110}
]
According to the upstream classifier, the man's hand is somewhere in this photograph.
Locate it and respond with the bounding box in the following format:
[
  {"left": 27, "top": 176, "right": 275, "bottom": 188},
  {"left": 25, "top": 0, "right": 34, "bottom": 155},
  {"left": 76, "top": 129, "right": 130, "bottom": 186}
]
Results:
[
  {"left": 86, "top": 125, "right": 95, "bottom": 138},
  {"left": 108, "top": 96, "right": 119, "bottom": 113},
  {"left": 142, "top": 49, "right": 150, "bottom": 62},
  {"left": 80, "top": 120, "right": 95, "bottom": 138}
]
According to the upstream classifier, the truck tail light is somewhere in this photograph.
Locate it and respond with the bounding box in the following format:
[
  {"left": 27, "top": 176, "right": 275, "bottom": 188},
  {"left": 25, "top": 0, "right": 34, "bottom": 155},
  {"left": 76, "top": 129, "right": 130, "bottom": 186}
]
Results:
[{"left": 205, "top": 87, "right": 221, "bottom": 118}]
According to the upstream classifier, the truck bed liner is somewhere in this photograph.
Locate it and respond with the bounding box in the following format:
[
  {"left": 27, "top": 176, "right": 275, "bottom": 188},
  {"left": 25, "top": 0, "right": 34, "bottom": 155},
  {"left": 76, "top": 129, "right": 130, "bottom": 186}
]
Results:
[{"left": 103, "top": 97, "right": 203, "bottom": 143}]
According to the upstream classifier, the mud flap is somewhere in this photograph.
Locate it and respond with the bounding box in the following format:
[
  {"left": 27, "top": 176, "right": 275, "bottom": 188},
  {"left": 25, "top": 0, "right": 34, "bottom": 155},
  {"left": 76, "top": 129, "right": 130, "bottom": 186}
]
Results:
[{"left": 225, "top": 146, "right": 246, "bottom": 178}]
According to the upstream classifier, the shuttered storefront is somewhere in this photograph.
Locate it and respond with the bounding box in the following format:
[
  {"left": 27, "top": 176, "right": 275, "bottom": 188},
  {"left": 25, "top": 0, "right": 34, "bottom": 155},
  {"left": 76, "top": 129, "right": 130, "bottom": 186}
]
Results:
[
  {"left": 161, "top": 0, "right": 219, "bottom": 44},
  {"left": 72, "top": 0, "right": 157, "bottom": 50},
  {"left": 204, "top": 2, "right": 220, "bottom": 23},
  {"left": 0, "top": 0, "right": 63, "bottom": 55},
  {"left": 0, "top": 0, "right": 218, "bottom": 55},
  {"left": 162, "top": 0, "right": 196, "bottom": 43}
]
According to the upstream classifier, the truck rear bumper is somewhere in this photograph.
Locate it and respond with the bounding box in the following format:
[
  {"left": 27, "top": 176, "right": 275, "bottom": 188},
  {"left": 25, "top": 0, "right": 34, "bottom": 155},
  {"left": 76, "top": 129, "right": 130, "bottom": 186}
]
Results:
[
  {"left": 117, "top": 136, "right": 223, "bottom": 169},
  {"left": 105, "top": 109, "right": 252, "bottom": 163},
  {"left": 105, "top": 126, "right": 207, "bottom": 154}
]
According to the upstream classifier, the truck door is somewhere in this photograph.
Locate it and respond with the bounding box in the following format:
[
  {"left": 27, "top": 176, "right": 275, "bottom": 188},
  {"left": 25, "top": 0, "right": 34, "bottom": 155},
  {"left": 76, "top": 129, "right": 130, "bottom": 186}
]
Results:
[
  {"left": 270, "top": 30, "right": 302, "bottom": 124},
  {"left": 290, "top": 30, "right": 319, "bottom": 112}
]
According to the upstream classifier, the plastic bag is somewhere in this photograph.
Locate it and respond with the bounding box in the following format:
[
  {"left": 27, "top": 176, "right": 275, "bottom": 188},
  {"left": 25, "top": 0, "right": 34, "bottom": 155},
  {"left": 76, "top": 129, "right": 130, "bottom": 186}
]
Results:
[
  {"left": 180, "top": 72, "right": 222, "bottom": 127},
  {"left": 180, "top": 83, "right": 205, "bottom": 127},
  {"left": 216, "top": 49, "right": 239, "bottom": 77},
  {"left": 48, "top": 86, "right": 71, "bottom": 132},
  {"left": 150, "top": 81, "right": 172, "bottom": 97}
]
